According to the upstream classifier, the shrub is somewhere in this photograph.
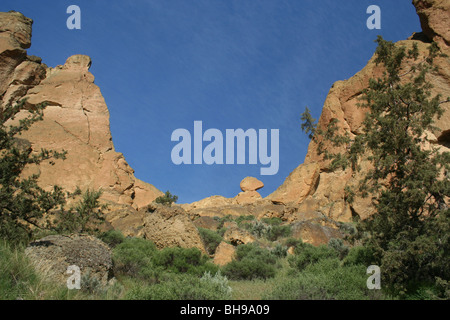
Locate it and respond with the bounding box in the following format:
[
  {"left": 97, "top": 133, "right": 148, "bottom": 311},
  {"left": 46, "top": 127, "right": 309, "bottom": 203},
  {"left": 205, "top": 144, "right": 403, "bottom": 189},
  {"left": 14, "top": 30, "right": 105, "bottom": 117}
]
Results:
[
  {"left": 154, "top": 190, "right": 178, "bottom": 206},
  {"left": 125, "top": 273, "right": 231, "bottom": 300},
  {"left": 222, "top": 243, "right": 278, "bottom": 280},
  {"left": 266, "top": 224, "right": 292, "bottom": 241},
  {"left": 200, "top": 270, "right": 232, "bottom": 298},
  {"left": 112, "top": 237, "right": 158, "bottom": 281},
  {"left": 284, "top": 237, "right": 303, "bottom": 248},
  {"left": 81, "top": 271, "right": 104, "bottom": 295},
  {"left": 197, "top": 228, "right": 222, "bottom": 255},
  {"left": 56, "top": 188, "right": 107, "bottom": 235},
  {"left": 272, "top": 243, "right": 288, "bottom": 258},
  {"left": 152, "top": 247, "right": 218, "bottom": 276},
  {"left": 246, "top": 219, "right": 291, "bottom": 241},
  {"left": 249, "top": 220, "right": 272, "bottom": 238},
  {"left": 343, "top": 245, "right": 376, "bottom": 267},
  {"left": 289, "top": 243, "right": 338, "bottom": 271},
  {"left": 235, "top": 215, "right": 255, "bottom": 227},
  {"left": 99, "top": 230, "right": 126, "bottom": 248},
  {"left": 261, "top": 217, "right": 283, "bottom": 226},
  {"left": 265, "top": 258, "right": 386, "bottom": 300},
  {"left": 328, "top": 238, "right": 349, "bottom": 259}
]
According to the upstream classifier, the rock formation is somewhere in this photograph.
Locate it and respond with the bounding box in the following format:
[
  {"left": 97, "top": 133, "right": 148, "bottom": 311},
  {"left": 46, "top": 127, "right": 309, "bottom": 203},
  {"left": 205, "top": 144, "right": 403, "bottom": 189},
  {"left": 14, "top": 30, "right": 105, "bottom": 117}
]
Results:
[
  {"left": 264, "top": 0, "right": 450, "bottom": 222},
  {"left": 213, "top": 242, "right": 236, "bottom": 266},
  {"left": 0, "top": 11, "right": 162, "bottom": 215},
  {"left": 3, "top": 0, "right": 448, "bottom": 254},
  {"left": 139, "top": 203, "right": 207, "bottom": 254}
]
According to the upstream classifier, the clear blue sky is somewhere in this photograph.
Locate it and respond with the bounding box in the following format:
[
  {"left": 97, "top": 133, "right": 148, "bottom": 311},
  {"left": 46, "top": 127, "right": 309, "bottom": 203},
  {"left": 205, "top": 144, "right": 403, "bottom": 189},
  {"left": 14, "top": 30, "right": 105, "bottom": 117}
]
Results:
[{"left": 1, "top": 1, "right": 421, "bottom": 203}]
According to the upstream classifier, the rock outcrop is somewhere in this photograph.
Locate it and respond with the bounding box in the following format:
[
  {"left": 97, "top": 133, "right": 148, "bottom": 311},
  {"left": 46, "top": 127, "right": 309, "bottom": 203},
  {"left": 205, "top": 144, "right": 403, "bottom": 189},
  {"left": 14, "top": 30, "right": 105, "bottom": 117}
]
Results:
[
  {"left": 0, "top": 11, "right": 162, "bottom": 215},
  {"left": 139, "top": 203, "right": 207, "bottom": 253},
  {"left": 213, "top": 242, "right": 236, "bottom": 266},
  {"left": 263, "top": 0, "right": 450, "bottom": 222},
  {"left": 25, "top": 234, "right": 113, "bottom": 286},
  {"left": 240, "top": 177, "right": 264, "bottom": 192}
]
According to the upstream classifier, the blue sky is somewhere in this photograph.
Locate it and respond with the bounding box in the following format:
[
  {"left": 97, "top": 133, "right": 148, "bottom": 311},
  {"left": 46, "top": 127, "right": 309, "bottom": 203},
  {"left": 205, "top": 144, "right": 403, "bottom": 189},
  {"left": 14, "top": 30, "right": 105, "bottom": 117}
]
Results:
[{"left": 1, "top": 1, "right": 421, "bottom": 203}]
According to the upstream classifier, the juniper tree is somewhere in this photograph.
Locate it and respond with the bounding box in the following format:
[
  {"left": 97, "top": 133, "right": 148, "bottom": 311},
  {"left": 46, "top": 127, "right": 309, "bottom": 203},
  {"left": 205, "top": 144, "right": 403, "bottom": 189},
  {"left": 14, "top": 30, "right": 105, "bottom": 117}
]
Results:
[
  {"left": 55, "top": 188, "right": 107, "bottom": 235},
  {"left": 0, "top": 100, "right": 67, "bottom": 244},
  {"left": 154, "top": 190, "right": 178, "bottom": 207},
  {"left": 301, "top": 36, "right": 450, "bottom": 296}
]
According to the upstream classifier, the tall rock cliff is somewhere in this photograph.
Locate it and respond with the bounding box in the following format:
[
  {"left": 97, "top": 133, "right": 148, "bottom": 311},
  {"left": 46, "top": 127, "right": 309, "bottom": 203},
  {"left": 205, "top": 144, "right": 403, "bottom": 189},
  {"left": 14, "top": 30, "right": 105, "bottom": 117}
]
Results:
[
  {"left": 267, "top": 0, "right": 450, "bottom": 222},
  {"left": 0, "top": 11, "right": 162, "bottom": 210}
]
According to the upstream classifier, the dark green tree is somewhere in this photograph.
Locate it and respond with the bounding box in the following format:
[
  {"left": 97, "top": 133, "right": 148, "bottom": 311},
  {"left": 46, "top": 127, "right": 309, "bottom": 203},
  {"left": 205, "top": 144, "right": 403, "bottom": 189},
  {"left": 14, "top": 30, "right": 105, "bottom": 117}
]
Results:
[
  {"left": 55, "top": 188, "right": 107, "bottom": 234},
  {"left": 0, "top": 100, "right": 66, "bottom": 244},
  {"left": 301, "top": 36, "right": 450, "bottom": 296},
  {"left": 154, "top": 190, "right": 178, "bottom": 207}
]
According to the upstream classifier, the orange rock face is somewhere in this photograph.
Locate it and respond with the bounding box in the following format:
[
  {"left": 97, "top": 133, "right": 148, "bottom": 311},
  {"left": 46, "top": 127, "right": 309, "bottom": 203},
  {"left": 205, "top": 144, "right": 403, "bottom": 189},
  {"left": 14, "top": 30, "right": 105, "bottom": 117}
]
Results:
[
  {"left": 0, "top": 12, "right": 162, "bottom": 212},
  {"left": 263, "top": 1, "right": 450, "bottom": 222}
]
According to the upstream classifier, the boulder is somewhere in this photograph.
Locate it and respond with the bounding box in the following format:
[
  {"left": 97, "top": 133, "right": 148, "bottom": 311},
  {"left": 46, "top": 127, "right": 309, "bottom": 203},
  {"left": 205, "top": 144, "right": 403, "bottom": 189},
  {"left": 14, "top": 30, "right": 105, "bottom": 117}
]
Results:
[
  {"left": 235, "top": 190, "right": 262, "bottom": 205},
  {"left": 25, "top": 234, "right": 113, "bottom": 286},
  {"left": 240, "top": 177, "right": 264, "bottom": 192},
  {"left": 213, "top": 242, "right": 236, "bottom": 266},
  {"left": 193, "top": 216, "right": 221, "bottom": 230},
  {"left": 223, "top": 226, "right": 255, "bottom": 246},
  {"left": 290, "top": 221, "right": 342, "bottom": 247},
  {"left": 140, "top": 203, "right": 207, "bottom": 253}
]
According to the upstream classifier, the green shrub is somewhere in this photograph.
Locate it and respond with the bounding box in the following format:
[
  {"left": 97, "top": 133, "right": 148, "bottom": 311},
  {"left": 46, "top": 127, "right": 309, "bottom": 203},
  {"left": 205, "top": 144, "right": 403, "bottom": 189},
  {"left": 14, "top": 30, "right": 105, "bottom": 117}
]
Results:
[
  {"left": 81, "top": 271, "right": 104, "bottom": 295},
  {"left": 125, "top": 273, "right": 231, "bottom": 300},
  {"left": 215, "top": 215, "right": 233, "bottom": 229},
  {"left": 235, "top": 215, "right": 255, "bottom": 227},
  {"left": 328, "top": 238, "right": 349, "bottom": 259},
  {"left": 343, "top": 245, "right": 376, "bottom": 267},
  {"left": 272, "top": 243, "right": 288, "bottom": 258},
  {"left": 112, "top": 237, "right": 158, "bottom": 281},
  {"left": 249, "top": 220, "right": 272, "bottom": 238},
  {"left": 245, "top": 219, "right": 291, "bottom": 241},
  {"left": 289, "top": 243, "right": 338, "bottom": 271},
  {"left": 200, "top": 270, "right": 233, "bottom": 298},
  {"left": 222, "top": 243, "right": 278, "bottom": 280},
  {"left": 265, "top": 258, "right": 386, "bottom": 300},
  {"left": 266, "top": 224, "right": 292, "bottom": 241},
  {"left": 154, "top": 190, "right": 178, "bottom": 206},
  {"left": 197, "top": 228, "right": 222, "bottom": 255},
  {"left": 56, "top": 188, "right": 107, "bottom": 235},
  {"left": 152, "top": 247, "right": 218, "bottom": 276},
  {"left": 222, "top": 259, "right": 276, "bottom": 281},
  {"left": 261, "top": 217, "right": 283, "bottom": 226},
  {"left": 99, "top": 230, "right": 126, "bottom": 248},
  {"left": 284, "top": 237, "right": 303, "bottom": 248}
]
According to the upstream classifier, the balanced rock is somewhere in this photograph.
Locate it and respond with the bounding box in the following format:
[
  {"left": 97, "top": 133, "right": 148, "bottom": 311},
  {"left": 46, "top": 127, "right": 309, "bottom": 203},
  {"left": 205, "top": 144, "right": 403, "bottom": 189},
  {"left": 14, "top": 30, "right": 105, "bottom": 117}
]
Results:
[{"left": 240, "top": 177, "right": 264, "bottom": 192}]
